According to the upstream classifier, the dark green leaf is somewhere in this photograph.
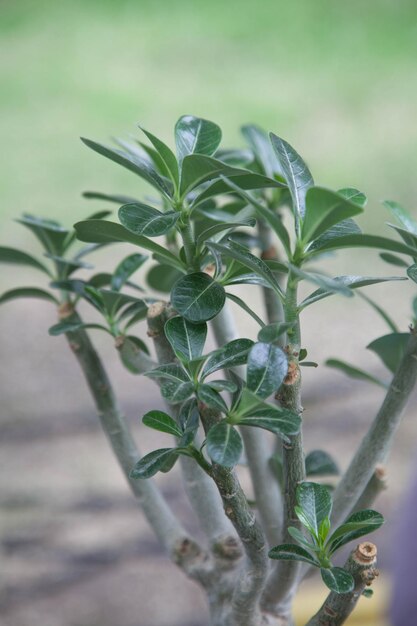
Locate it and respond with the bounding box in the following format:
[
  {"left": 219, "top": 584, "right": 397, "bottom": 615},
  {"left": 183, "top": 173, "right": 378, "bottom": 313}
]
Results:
[
  {"left": 225, "top": 293, "right": 266, "bottom": 327},
  {"left": 367, "top": 332, "right": 410, "bottom": 373},
  {"left": 160, "top": 380, "right": 195, "bottom": 404},
  {"left": 16, "top": 215, "right": 70, "bottom": 255},
  {"left": 202, "top": 338, "right": 254, "bottom": 378},
  {"left": 178, "top": 398, "right": 200, "bottom": 445},
  {"left": 363, "top": 589, "right": 374, "bottom": 598},
  {"left": 407, "top": 264, "right": 417, "bottom": 284},
  {"left": 308, "top": 233, "right": 417, "bottom": 258},
  {"left": 268, "top": 543, "right": 320, "bottom": 566},
  {"left": 196, "top": 218, "right": 256, "bottom": 250},
  {"left": 296, "top": 482, "right": 332, "bottom": 537},
  {"left": 118, "top": 202, "right": 179, "bottom": 237},
  {"left": 100, "top": 290, "right": 141, "bottom": 318},
  {"left": 288, "top": 526, "right": 319, "bottom": 551},
  {"left": 309, "top": 219, "right": 362, "bottom": 252},
  {"left": 145, "top": 363, "right": 191, "bottom": 383},
  {"left": 207, "top": 380, "right": 238, "bottom": 393},
  {"left": 81, "top": 138, "right": 173, "bottom": 198},
  {"left": 180, "top": 154, "right": 250, "bottom": 197},
  {"left": 142, "top": 410, "right": 182, "bottom": 437},
  {"left": 139, "top": 126, "right": 179, "bottom": 187},
  {"left": 171, "top": 272, "right": 226, "bottom": 322},
  {"left": 164, "top": 316, "right": 207, "bottom": 362},
  {"left": 327, "top": 509, "right": 384, "bottom": 554},
  {"left": 206, "top": 421, "right": 243, "bottom": 467},
  {"left": 321, "top": 567, "right": 354, "bottom": 594},
  {"left": 246, "top": 342, "right": 288, "bottom": 399},
  {"left": 192, "top": 171, "right": 285, "bottom": 206},
  {"left": 0, "top": 246, "right": 51, "bottom": 276},
  {"left": 146, "top": 264, "right": 183, "bottom": 293},
  {"left": 197, "top": 384, "right": 228, "bottom": 412},
  {"left": 73, "top": 220, "right": 184, "bottom": 270},
  {"left": 358, "top": 292, "right": 399, "bottom": 334},
  {"left": 326, "top": 358, "right": 387, "bottom": 389},
  {"left": 241, "top": 124, "right": 280, "bottom": 177},
  {"left": 175, "top": 115, "right": 222, "bottom": 164},
  {"left": 302, "top": 187, "right": 363, "bottom": 244},
  {"left": 257, "top": 322, "right": 295, "bottom": 343},
  {"left": 300, "top": 275, "right": 404, "bottom": 309},
  {"left": 379, "top": 253, "right": 409, "bottom": 268},
  {"left": 269, "top": 133, "right": 314, "bottom": 220},
  {"left": 386, "top": 223, "right": 417, "bottom": 251},
  {"left": 111, "top": 253, "right": 147, "bottom": 291},
  {"left": 0, "top": 287, "right": 58, "bottom": 306},
  {"left": 236, "top": 405, "right": 301, "bottom": 441},
  {"left": 305, "top": 450, "right": 340, "bottom": 477},
  {"left": 49, "top": 321, "right": 109, "bottom": 336},
  {"left": 130, "top": 448, "right": 178, "bottom": 479},
  {"left": 83, "top": 190, "right": 139, "bottom": 204},
  {"left": 117, "top": 336, "right": 154, "bottom": 374}
]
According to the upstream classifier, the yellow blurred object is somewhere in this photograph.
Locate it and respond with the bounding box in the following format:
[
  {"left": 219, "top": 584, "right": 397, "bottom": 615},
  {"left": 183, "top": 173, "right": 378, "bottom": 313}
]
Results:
[{"left": 294, "top": 578, "right": 390, "bottom": 625}]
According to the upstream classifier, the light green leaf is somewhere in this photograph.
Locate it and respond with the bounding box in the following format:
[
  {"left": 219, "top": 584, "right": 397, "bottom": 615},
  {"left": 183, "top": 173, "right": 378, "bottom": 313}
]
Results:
[
  {"left": 302, "top": 187, "right": 363, "bottom": 244},
  {"left": 300, "top": 275, "right": 405, "bottom": 309},
  {"left": 0, "top": 246, "right": 51, "bottom": 276},
  {"left": 296, "top": 482, "right": 332, "bottom": 538},
  {"left": 118, "top": 202, "right": 179, "bottom": 237},
  {"left": 164, "top": 316, "right": 207, "bottom": 362},
  {"left": 268, "top": 543, "right": 320, "bottom": 567},
  {"left": 269, "top": 133, "right": 314, "bottom": 221},
  {"left": 308, "top": 233, "right": 417, "bottom": 258},
  {"left": 257, "top": 322, "right": 295, "bottom": 343},
  {"left": 192, "top": 171, "right": 285, "bottom": 206},
  {"left": 241, "top": 124, "right": 280, "bottom": 177},
  {"left": 0, "top": 287, "right": 58, "bottom": 306},
  {"left": 246, "top": 342, "right": 288, "bottom": 399},
  {"left": 338, "top": 187, "right": 367, "bottom": 207},
  {"left": 287, "top": 526, "right": 318, "bottom": 552},
  {"left": 130, "top": 448, "right": 178, "bottom": 479},
  {"left": 175, "top": 115, "right": 222, "bottom": 164},
  {"left": 305, "top": 450, "right": 340, "bottom": 477},
  {"left": 206, "top": 421, "right": 243, "bottom": 467},
  {"left": 142, "top": 410, "right": 183, "bottom": 437},
  {"left": 225, "top": 293, "right": 266, "bottom": 327},
  {"left": 73, "top": 220, "right": 184, "bottom": 270},
  {"left": 321, "top": 567, "right": 354, "bottom": 594},
  {"left": 139, "top": 126, "right": 179, "bottom": 187},
  {"left": 384, "top": 200, "right": 417, "bottom": 235},
  {"left": 16, "top": 214, "right": 70, "bottom": 256},
  {"left": 327, "top": 509, "right": 384, "bottom": 555},
  {"left": 309, "top": 219, "right": 362, "bottom": 252},
  {"left": 326, "top": 358, "right": 387, "bottom": 389},
  {"left": 367, "top": 332, "right": 410, "bottom": 373},
  {"left": 171, "top": 272, "right": 226, "bottom": 322},
  {"left": 202, "top": 338, "right": 254, "bottom": 378}
]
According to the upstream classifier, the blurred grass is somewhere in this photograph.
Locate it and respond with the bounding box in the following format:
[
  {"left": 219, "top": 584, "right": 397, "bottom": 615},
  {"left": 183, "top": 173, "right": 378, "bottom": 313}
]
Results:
[{"left": 0, "top": 0, "right": 416, "bottom": 244}]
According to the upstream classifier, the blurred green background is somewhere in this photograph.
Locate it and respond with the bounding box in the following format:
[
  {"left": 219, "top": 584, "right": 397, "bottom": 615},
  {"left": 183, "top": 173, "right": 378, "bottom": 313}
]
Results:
[{"left": 1, "top": 0, "right": 417, "bottom": 245}]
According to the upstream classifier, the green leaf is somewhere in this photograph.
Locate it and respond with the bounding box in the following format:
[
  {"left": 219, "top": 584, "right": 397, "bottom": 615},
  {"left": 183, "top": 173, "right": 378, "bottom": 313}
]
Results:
[
  {"left": 145, "top": 363, "right": 190, "bottom": 383},
  {"left": 118, "top": 202, "right": 180, "bottom": 237},
  {"left": 268, "top": 543, "right": 320, "bottom": 567},
  {"left": 246, "top": 342, "right": 288, "bottom": 399},
  {"left": 196, "top": 218, "right": 256, "bottom": 250},
  {"left": 208, "top": 240, "right": 284, "bottom": 300},
  {"left": 326, "top": 358, "right": 387, "bottom": 389},
  {"left": 180, "top": 154, "right": 251, "bottom": 197},
  {"left": 146, "top": 264, "right": 183, "bottom": 293},
  {"left": 197, "top": 384, "right": 228, "bottom": 412},
  {"left": 309, "top": 219, "right": 362, "bottom": 252},
  {"left": 207, "top": 380, "right": 238, "bottom": 393},
  {"left": 175, "top": 115, "right": 222, "bottom": 164},
  {"left": 142, "top": 410, "right": 183, "bottom": 437},
  {"left": 81, "top": 138, "right": 173, "bottom": 198},
  {"left": 202, "top": 338, "right": 254, "bottom": 378},
  {"left": 145, "top": 364, "right": 194, "bottom": 404},
  {"left": 386, "top": 223, "right": 417, "bottom": 251},
  {"left": 321, "top": 567, "right": 354, "bottom": 594},
  {"left": 302, "top": 187, "right": 363, "bottom": 244},
  {"left": 305, "top": 450, "right": 340, "bottom": 477},
  {"left": 363, "top": 589, "right": 374, "bottom": 598},
  {"left": 0, "top": 246, "right": 51, "bottom": 276},
  {"left": 225, "top": 293, "right": 266, "bottom": 327},
  {"left": 300, "top": 275, "right": 404, "bottom": 309},
  {"left": 206, "top": 421, "right": 243, "bottom": 467},
  {"left": 287, "top": 526, "right": 318, "bottom": 552},
  {"left": 269, "top": 133, "right": 314, "bottom": 220},
  {"left": 171, "top": 272, "right": 226, "bottom": 322},
  {"left": 83, "top": 191, "right": 139, "bottom": 205},
  {"left": 164, "top": 316, "right": 207, "bottom": 362},
  {"left": 73, "top": 220, "right": 184, "bottom": 271},
  {"left": 338, "top": 187, "right": 367, "bottom": 207},
  {"left": 384, "top": 200, "right": 417, "bottom": 235},
  {"left": 296, "top": 482, "right": 332, "bottom": 538},
  {"left": 16, "top": 215, "right": 70, "bottom": 255},
  {"left": 111, "top": 253, "right": 147, "bottom": 291},
  {"left": 241, "top": 124, "right": 280, "bottom": 178},
  {"left": 192, "top": 171, "right": 285, "bottom": 206},
  {"left": 367, "top": 332, "right": 410, "bottom": 373},
  {"left": 48, "top": 321, "right": 109, "bottom": 336},
  {"left": 258, "top": 322, "right": 295, "bottom": 343},
  {"left": 327, "top": 509, "right": 384, "bottom": 555},
  {"left": 358, "top": 292, "right": 399, "bottom": 334},
  {"left": 100, "top": 290, "right": 141, "bottom": 318},
  {"left": 139, "top": 126, "right": 179, "bottom": 187},
  {"left": 236, "top": 405, "right": 301, "bottom": 441},
  {"left": 117, "top": 336, "right": 153, "bottom": 374},
  {"left": 130, "top": 448, "right": 178, "bottom": 479},
  {"left": 379, "top": 252, "right": 409, "bottom": 268},
  {"left": 407, "top": 264, "right": 417, "bottom": 284},
  {"left": 0, "top": 287, "right": 58, "bottom": 306},
  {"left": 308, "top": 233, "right": 417, "bottom": 258}
]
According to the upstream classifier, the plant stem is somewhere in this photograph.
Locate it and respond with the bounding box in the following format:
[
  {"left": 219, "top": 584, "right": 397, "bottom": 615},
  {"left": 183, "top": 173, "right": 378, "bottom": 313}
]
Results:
[
  {"left": 211, "top": 305, "right": 284, "bottom": 546},
  {"left": 262, "top": 271, "right": 305, "bottom": 617},
  {"left": 147, "top": 301, "right": 237, "bottom": 545},
  {"left": 63, "top": 311, "right": 198, "bottom": 567},
  {"left": 351, "top": 466, "right": 387, "bottom": 514},
  {"left": 331, "top": 329, "right": 417, "bottom": 526},
  {"left": 258, "top": 218, "right": 285, "bottom": 328},
  {"left": 200, "top": 405, "right": 269, "bottom": 626},
  {"left": 305, "top": 543, "right": 379, "bottom": 626}
]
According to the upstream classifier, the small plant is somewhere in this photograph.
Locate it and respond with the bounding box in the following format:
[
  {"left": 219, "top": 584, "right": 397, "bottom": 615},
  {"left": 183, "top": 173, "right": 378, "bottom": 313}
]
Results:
[{"left": 2, "top": 115, "right": 417, "bottom": 626}]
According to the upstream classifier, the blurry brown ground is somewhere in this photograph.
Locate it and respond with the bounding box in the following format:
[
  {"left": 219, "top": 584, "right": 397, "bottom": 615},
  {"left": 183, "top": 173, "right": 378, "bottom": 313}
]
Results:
[{"left": 1, "top": 277, "right": 416, "bottom": 626}]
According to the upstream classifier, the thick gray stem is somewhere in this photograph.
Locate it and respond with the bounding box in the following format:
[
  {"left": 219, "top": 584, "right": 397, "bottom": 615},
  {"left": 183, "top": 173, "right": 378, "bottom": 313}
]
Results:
[
  {"left": 305, "top": 543, "right": 379, "bottom": 626},
  {"left": 351, "top": 466, "right": 387, "bottom": 514},
  {"left": 332, "top": 330, "right": 417, "bottom": 526},
  {"left": 211, "top": 305, "right": 284, "bottom": 546}
]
